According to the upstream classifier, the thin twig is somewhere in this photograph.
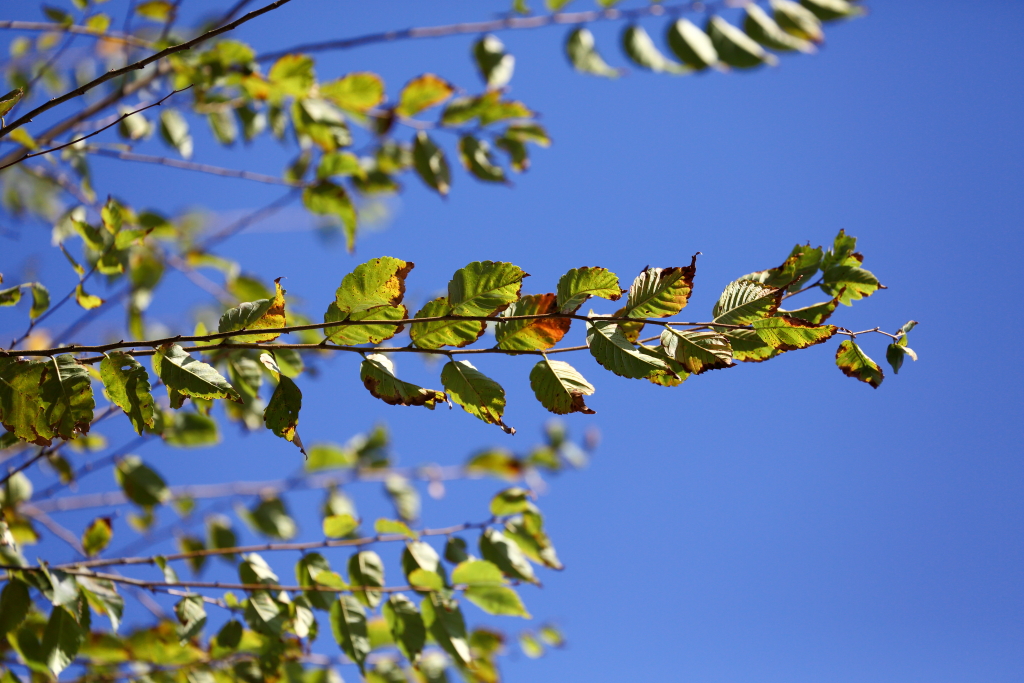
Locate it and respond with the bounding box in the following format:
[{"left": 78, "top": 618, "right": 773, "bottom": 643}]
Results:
[
  {"left": 0, "top": 20, "right": 155, "bottom": 48},
  {"left": 85, "top": 147, "right": 302, "bottom": 186},
  {"left": 0, "top": 0, "right": 294, "bottom": 139},
  {"left": 0, "top": 87, "right": 191, "bottom": 171}
]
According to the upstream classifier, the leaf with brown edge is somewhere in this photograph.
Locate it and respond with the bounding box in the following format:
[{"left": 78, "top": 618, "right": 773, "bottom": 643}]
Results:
[
  {"left": 441, "top": 361, "right": 514, "bottom": 433},
  {"left": 217, "top": 278, "right": 286, "bottom": 343},
  {"left": 622, "top": 254, "right": 698, "bottom": 320},
  {"left": 324, "top": 302, "right": 407, "bottom": 345},
  {"left": 722, "top": 328, "right": 779, "bottom": 363},
  {"left": 496, "top": 294, "right": 570, "bottom": 351},
  {"left": 712, "top": 279, "right": 783, "bottom": 326},
  {"left": 835, "top": 340, "right": 883, "bottom": 388},
  {"left": 409, "top": 297, "right": 485, "bottom": 349},
  {"left": 611, "top": 305, "right": 646, "bottom": 343},
  {"left": 556, "top": 266, "right": 622, "bottom": 313},
  {"left": 742, "top": 243, "right": 823, "bottom": 291},
  {"left": 752, "top": 316, "right": 837, "bottom": 351},
  {"left": 0, "top": 358, "right": 50, "bottom": 445},
  {"left": 587, "top": 319, "right": 674, "bottom": 380},
  {"left": 263, "top": 374, "right": 305, "bottom": 455},
  {"left": 529, "top": 359, "right": 595, "bottom": 414},
  {"left": 360, "top": 354, "right": 447, "bottom": 409},
  {"left": 778, "top": 296, "right": 840, "bottom": 324},
  {"left": 637, "top": 345, "right": 690, "bottom": 387},
  {"left": 822, "top": 265, "right": 882, "bottom": 306},
  {"left": 396, "top": 74, "right": 454, "bottom": 117},
  {"left": 660, "top": 328, "right": 734, "bottom": 374},
  {"left": 334, "top": 257, "right": 414, "bottom": 315},
  {"left": 448, "top": 261, "right": 528, "bottom": 317}
]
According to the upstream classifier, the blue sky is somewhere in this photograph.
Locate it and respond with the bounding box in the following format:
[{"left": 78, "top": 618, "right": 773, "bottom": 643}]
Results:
[{"left": 2, "top": 1, "right": 1023, "bottom": 681}]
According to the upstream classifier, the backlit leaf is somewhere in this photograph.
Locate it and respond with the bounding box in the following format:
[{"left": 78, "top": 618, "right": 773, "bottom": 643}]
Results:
[
  {"left": 268, "top": 54, "right": 315, "bottom": 98},
  {"left": 623, "top": 255, "right": 698, "bottom": 320},
  {"left": 114, "top": 456, "right": 169, "bottom": 508},
  {"left": 383, "top": 593, "right": 425, "bottom": 663},
  {"left": 556, "top": 267, "right": 622, "bottom": 313},
  {"left": 375, "top": 518, "right": 417, "bottom": 539},
  {"left": 667, "top": 18, "right": 719, "bottom": 70},
  {"left": 752, "top": 316, "right": 837, "bottom": 350},
  {"left": 159, "top": 109, "right": 193, "bottom": 159},
  {"left": 722, "top": 328, "right": 779, "bottom": 363},
  {"left": 218, "top": 278, "right": 287, "bottom": 343},
  {"left": 660, "top": 328, "right": 734, "bottom": 374},
  {"left": 778, "top": 297, "right": 839, "bottom": 324},
  {"left": 744, "top": 3, "right": 816, "bottom": 53},
  {"left": 622, "top": 24, "right": 690, "bottom": 74},
  {"left": 174, "top": 595, "right": 206, "bottom": 643},
  {"left": 153, "top": 344, "right": 240, "bottom": 407},
  {"left": 566, "top": 28, "right": 620, "bottom": 78},
  {"left": 0, "top": 88, "right": 24, "bottom": 117},
  {"left": 421, "top": 593, "right": 472, "bottom": 667},
  {"left": 303, "top": 180, "right": 357, "bottom": 252},
  {"left": 707, "top": 16, "right": 778, "bottom": 68},
  {"left": 773, "top": 0, "right": 825, "bottom": 42},
  {"left": 529, "top": 359, "right": 595, "bottom": 415},
  {"left": 81, "top": 517, "right": 113, "bottom": 557},
  {"left": 74, "top": 284, "right": 104, "bottom": 310},
  {"left": 480, "top": 528, "right": 536, "bottom": 584},
  {"left": 459, "top": 136, "right": 506, "bottom": 183},
  {"left": 465, "top": 585, "right": 531, "bottom": 618},
  {"left": 325, "top": 302, "right": 407, "bottom": 345},
  {"left": 320, "top": 72, "right": 385, "bottom": 112},
  {"left": 334, "top": 257, "right": 413, "bottom": 314},
  {"left": 396, "top": 74, "right": 454, "bottom": 117},
  {"left": 323, "top": 514, "right": 358, "bottom": 538},
  {"left": 835, "top": 339, "right": 883, "bottom": 388},
  {"left": 587, "top": 319, "right": 672, "bottom": 380},
  {"left": 822, "top": 265, "right": 881, "bottom": 305},
  {"left": 495, "top": 294, "right": 570, "bottom": 351},
  {"left": 442, "top": 361, "right": 513, "bottom": 433},
  {"left": 348, "top": 550, "right": 385, "bottom": 609},
  {"left": 410, "top": 298, "right": 485, "bottom": 349},
  {"left": 42, "top": 605, "right": 88, "bottom": 675},
  {"left": 385, "top": 474, "right": 421, "bottom": 522},
  {"left": 413, "top": 131, "right": 451, "bottom": 196},
  {"left": 27, "top": 283, "right": 48, "bottom": 319},
  {"left": 331, "top": 597, "right": 370, "bottom": 673},
  {"left": 449, "top": 261, "right": 527, "bottom": 317},
  {"left": 712, "top": 280, "right": 782, "bottom": 325},
  {"left": 474, "top": 35, "right": 515, "bottom": 88},
  {"left": 360, "top": 354, "right": 447, "bottom": 409},
  {"left": 100, "top": 353, "right": 156, "bottom": 434},
  {"left": 264, "top": 374, "right": 304, "bottom": 453},
  {"left": 800, "top": 0, "right": 865, "bottom": 21}
]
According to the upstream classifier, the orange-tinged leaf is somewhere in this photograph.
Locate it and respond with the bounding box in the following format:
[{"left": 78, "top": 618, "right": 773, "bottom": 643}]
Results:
[
  {"left": 396, "top": 74, "right": 454, "bottom": 117},
  {"left": 496, "top": 293, "right": 571, "bottom": 351}
]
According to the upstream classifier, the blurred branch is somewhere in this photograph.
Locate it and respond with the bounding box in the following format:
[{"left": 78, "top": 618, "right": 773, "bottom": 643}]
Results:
[
  {"left": 85, "top": 147, "right": 303, "bottom": 187},
  {"left": 0, "top": 21, "right": 156, "bottom": 48}
]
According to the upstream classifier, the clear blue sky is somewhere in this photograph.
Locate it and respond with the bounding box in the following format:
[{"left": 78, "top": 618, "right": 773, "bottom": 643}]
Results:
[{"left": 2, "top": 2, "right": 1022, "bottom": 681}]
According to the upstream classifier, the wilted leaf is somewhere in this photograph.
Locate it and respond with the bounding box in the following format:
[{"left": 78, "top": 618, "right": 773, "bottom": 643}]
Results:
[
  {"left": 529, "top": 359, "right": 595, "bottom": 415},
  {"left": 360, "top": 354, "right": 447, "bottom": 409}
]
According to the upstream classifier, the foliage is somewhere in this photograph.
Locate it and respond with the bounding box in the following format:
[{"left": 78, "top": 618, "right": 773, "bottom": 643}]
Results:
[{"left": 0, "top": 1, "right": 908, "bottom": 682}]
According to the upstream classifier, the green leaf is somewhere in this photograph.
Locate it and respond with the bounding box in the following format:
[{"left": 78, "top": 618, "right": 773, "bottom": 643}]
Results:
[
  {"left": 622, "top": 256, "right": 698, "bottom": 321},
  {"left": 441, "top": 361, "right": 513, "bottom": 434},
  {"left": 76, "top": 576, "right": 123, "bottom": 632},
  {"left": 174, "top": 595, "right": 206, "bottom": 643},
  {"left": 325, "top": 303, "right": 408, "bottom": 346},
  {"left": 320, "top": 72, "right": 385, "bottom": 113},
  {"left": 778, "top": 297, "right": 839, "bottom": 324},
  {"left": 465, "top": 585, "right": 531, "bottom": 618},
  {"left": 520, "top": 630, "right": 544, "bottom": 658},
  {"left": 382, "top": 593, "right": 425, "bottom": 664},
  {"left": 421, "top": 593, "right": 472, "bottom": 667},
  {"left": 0, "top": 285, "right": 21, "bottom": 307},
  {"left": 490, "top": 488, "right": 534, "bottom": 516},
  {"left": 152, "top": 344, "right": 241, "bottom": 406},
  {"left": 264, "top": 374, "right": 304, "bottom": 453},
  {"left": 835, "top": 340, "right": 883, "bottom": 388},
  {"left": 566, "top": 28, "right": 620, "bottom": 78},
  {"left": 0, "top": 88, "right": 24, "bottom": 117},
  {"left": 622, "top": 24, "right": 690, "bottom": 73},
  {"left": 402, "top": 541, "right": 444, "bottom": 592},
  {"left": 115, "top": 456, "right": 169, "bottom": 508},
  {"left": 409, "top": 297, "right": 485, "bottom": 349},
  {"left": 303, "top": 180, "right": 357, "bottom": 252},
  {"left": 385, "top": 474, "right": 421, "bottom": 522},
  {"left": 587, "top": 319, "right": 672, "bottom": 380},
  {"left": 135, "top": 0, "right": 173, "bottom": 21},
  {"left": 660, "top": 327, "right": 734, "bottom": 374},
  {"left": 505, "top": 510, "right": 562, "bottom": 570},
  {"left": 375, "top": 518, "right": 417, "bottom": 539},
  {"left": 707, "top": 16, "right": 778, "bottom": 69},
  {"left": 206, "top": 516, "right": 238, "bottom": 563},
  {"left": 0, "top": 580, "right": 30, "bottom": 636},
  {"left": 240, "top": 496, "right": 296, "bottom": 539},
  {"left": 822, "top": 265, "right": 882, "bottom": 305},
  {"left": 451, "top": 560, "right": 506, "bottom": 586},
  {"left": 752, "top": 316, "right": 837, "bottom": 350},
  {"left": 474, "top": 35, "right": 515, "bottom": 89},
  {"left": 458, "top": 136, "right": 506, "bottom": 183},
  {"left": 712, "top": 280, "right": 783, "bottom": 325},
  {"left": 413, "top": 131, "right": 451, "bottom": 196},
  {"left": 449, "top": 261, "right": 527, "bottom": 317},
  {"left": 348, "top": 551, "right": 385, "bottom": 609},
  {"left": 494, "top": 294, "right": 569, "bottom": 351},
  {"left": 744, "top": 3, "right": 816, "bottom": 53},
  {"left": 721, "top": 328, "right": 779, "bottom": 363},
  {"left": 360, "top": 354, "right": 448, "bottom": 409},
  {"left": 27, "top": 283, "right": 48, "bottom": 319},
  {"left": 0, "top": 355, "right": 96, "bottom": 446},
  {"left": 163, "top": 411, "right": 219, "bottom": 448},
  {"left": 667, "top": 18, "right": 719, "bottom": 70},
  {"left": 218, "top": 279, "right": 287, "bottom": 343},
  {"left": 81, "top": 517, "right": 113, "bottom": 557},
  {"left": 636, "top": 344, "right": 691, "bottom": 387},
  {"left": 396, "top": 74, "right": 454, "bottom": 117},
  {"left": 268, "top": 54, "right": 315, "bottom": 97},
  {"left": 529, "top": 359, "right": 595, "bottom": 415},
  {"left": 480, "top": 528, "right": 537, "bottom": 584},
  {"left": 323, "top": 514, "right": 358, "bottom": 538},
  {"left": 773, "top": 0, "right": 825, "bottom": 42},
  {"left": 445, "top": 537, "right": 471, "bottom": 564},
  {"left": 99, "top": 353, "right": 156, "bottom": 435},
  {"left": 42, "top": 605, "right": 88, "bottom": 675},
  {"left": 327, "top": 597, "right": 367, "bottom": 669},
  {"left": 215, "top": 619, "right": 243, "bottom": 649},
  {"left": 800, "top": 0, "right": 865, "bottom": 21},
  {"left": 74, "top": 284, "right": 104, "bottom": 310},
  {"left": 333, "top": 257, "right": 413, "bottom": 314},
  {"left": 159, "top": 109, "right": 193, "bottom": 159},
  {"left": 886, "top": 336, "right": 917, "bottom": 375}
]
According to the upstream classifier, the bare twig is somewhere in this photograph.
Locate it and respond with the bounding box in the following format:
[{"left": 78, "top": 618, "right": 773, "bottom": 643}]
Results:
[
  {"left": 0, "top": 21, "right": 155, "bottom": 48},
  {"left": 0, "top": 0, "right": 294, "bottom": 139},
  {"left": 84, "top": 147, "right": 302, "bottom": 187}
]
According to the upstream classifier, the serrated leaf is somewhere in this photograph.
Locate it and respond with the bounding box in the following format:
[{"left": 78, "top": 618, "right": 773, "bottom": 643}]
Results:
[
  {"left": 636, "top": 344, "right": 691, "bottom": 387},
  {"left": 744, "top": 243, "right": 824, "bottom": 291},
  {"left": 333, "top": 257, "right": 413, "bottom": 315},
  {"left": 396, "top": 74, "right": 454, "bottom": 117},
  {"left": 218, "top": 278, "right": 286, "bottom": 343},
  {"left": 100, "top": 353, "right": 155, "bottom": 434},
  {"left": 331, "top": 596, "right": 370, "bottom": 674},
  {"left": 712, "top": 280, "right": 783, "bottom": 325},
  {"left": 360, "top": 354, "right": 447, "bottom": 409},
  {"left": 441, "top": 361, "right": 513, "bottom": 433},
  {"left": 449, "top": 261, "right": 527, "bottom": 317},
  {"left": 622, "top": 24, "right": 690, "bottom": 73},
  {"left": 152, "top": 343, "right": 241, "bottom": 406},
  {"left": 410, "top": 297, "right": 485, "bottom": 349},
  {"left": 660, "top": 327, "right": 734, "bottom": 374},
  {"left": 114, "top": 456, "right": 169, "bottom": 507},
  {"left": 707, "top": 16, "right": 778, "bottom": 68},
  {"left": 744, "top": 3, "right": 816, "bottom": 53},
  {"left": 722, "top": 328, "right": 780, "bottom": 363},
  {"left": 623, "top": 255, "right": 698, "bottom": 321},
  {"left": 348, "top": 551, "right": 385, "bottom": 609},
  {"left": 412, "top": 131, "right": 451, "bottom": 196},
  {"left": 822, "top": 265, "right": 881, "bottom": 305},
  {"left": 320, "top": 72, "right": 385, "bottom": 112},
  {"left": 421, "top": 593, "right": 472, "bottom": 667},
  {"left": 778, "top": 297, "right": 839, "bottom": 324},
  {"left": 494, "top": 294, "right": 569, "bottom": 351},
  {"left": 667, "top": 18, "right": 719, "bottom": 70},
  {"left": 324, "top": 303, "right": 407, "bottom": 345},
  {"left": 264, "top": 374, "right": 303, "bottom": 453},
  {"left": 566, "top": 27, "right": 620, "bottom": 78},
  {"left": 556, "top": 266, "right": 621, "bottom": 313},
  {"left": 835, "top": 340, "right": 883, "bottom": 388},
  {"left": 752, "top": 316, "right": 837, "bottom": 350},
  {"left": 383, "top": 593, "right": 425, "bottom": 663},
  {"left": 529, "top": 359, "right": 595, "bottom": 415},
  {"left": 586, "top": 319, "right": 672, "bottom": 379},
  {"left": 474, "top": 35, "right": 515, "bottom": 88},
  {"left": 81, "top": 517, "right": 113, "bottom": 557}
]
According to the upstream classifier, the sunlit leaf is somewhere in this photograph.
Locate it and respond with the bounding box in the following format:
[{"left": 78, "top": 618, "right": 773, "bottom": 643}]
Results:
[
  {"left": 396, "top": 74, "right": 454, "bottom": 117},
  {"left": 441, "top": 360, "right": 513, "bottom": 433},
  {"left": 529, "top": 359, "right": 595, "bottom": 415},
  {"left": 410, "top": 297, "right": 485, "bottom": 349},
  {"left": 449, "top": 261, "right": 527, "bottom": 317},
  {"left": 707, "top": 16, "right": 778, "bottom": 69},
  {"left": 218, "top": 278, "right": 287, "bottom": 343},
  {"left": 660, "top": 327, "right": 734, "bottom": 374},
  {"left": 835, "top": 339, "right": 883, "bottom": 388},
  {"left": 622, "top": 24, "right": 690, "bottom": 73},
  {"left": 752, "top": 316, "right": 837, "bottom": 350},
  {"left": 566, "top": 27, "right": 620, "bottom": 78},
  {"left": 421, "top": 593, "right": 472, "bottom": 667},
  {"left": 348, "top": 550, "right": 385, "bottom": 609},
  {"left": 360, "top": 354, "right": 447, "bottom": 409},
  {"left": 667, "top": 18, "right": 719, "bottom": 70},
  {"left": 383, "top": 593, "right": 425, "bottom": 663},
  {"left": 712, "top": 280, "right": 782, "bottom": 325},
  {"left": 100, "top": 353, "right": 155, "bottom": 434},
  {"left": 114, "top": 456, "right": 169, "bottom": 508},
  {"left": 320, "top": 72, "right": 385, "bottom": 112},
  {"left": 587, "top": 319, "right": 671, "bottom": 380},
  {"left": 81, "top": 517, "right": 113, "bottom": 557}
]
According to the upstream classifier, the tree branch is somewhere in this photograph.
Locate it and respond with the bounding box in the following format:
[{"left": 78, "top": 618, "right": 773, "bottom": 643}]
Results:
[
  {"left": 84, "top": 147, "right": 302, "bottom": 186},
  {"left": 0, "top": 20, "right": 156, "bottom": 48},
  {"left": 0, "top": 0, "right": 294, "bottom": 139}
]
